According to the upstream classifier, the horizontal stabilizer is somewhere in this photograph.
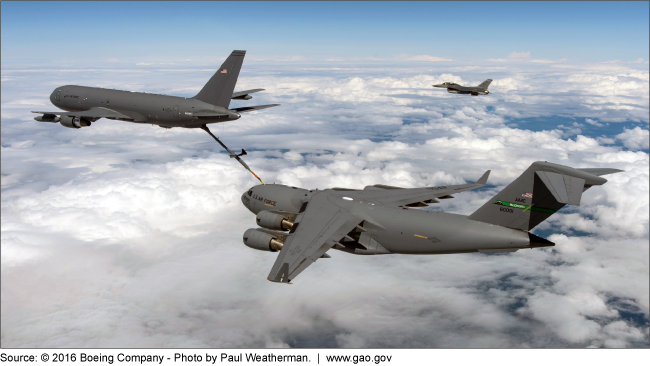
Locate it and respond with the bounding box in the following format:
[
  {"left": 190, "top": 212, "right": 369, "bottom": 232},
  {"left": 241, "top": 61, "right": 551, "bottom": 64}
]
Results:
[
  {"left": 232, "top": 104, "right": 280, "bottom": 113},
  {"left": 577, "top": 168, "right": 625, "bottom": 176},
  {"left": 232, "top": 89, "right": 264, "bottom": 100}
]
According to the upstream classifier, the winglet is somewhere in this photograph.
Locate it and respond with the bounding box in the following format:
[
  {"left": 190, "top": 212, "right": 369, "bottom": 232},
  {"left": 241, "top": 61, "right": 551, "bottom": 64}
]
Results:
[{"left": 477, "top": 170, "right": 491, "bottom": 185}]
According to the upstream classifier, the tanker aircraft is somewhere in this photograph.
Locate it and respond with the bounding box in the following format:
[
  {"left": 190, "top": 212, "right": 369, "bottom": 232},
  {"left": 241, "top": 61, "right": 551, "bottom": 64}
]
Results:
[
  {"left": 240, "top": 161, "right": 621, "bottom": 283},
  {"left": 433, "top": 79, "right": 492, "bottom": 95},
  {"left": 32, "top": 50, "right": 277, "bottom": 183}
]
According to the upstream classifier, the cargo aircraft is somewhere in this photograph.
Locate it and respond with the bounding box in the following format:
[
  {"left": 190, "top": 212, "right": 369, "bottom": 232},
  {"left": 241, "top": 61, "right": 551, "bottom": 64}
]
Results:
[{"left": 240, "top": 161, "right": 621, "bottom": 283}]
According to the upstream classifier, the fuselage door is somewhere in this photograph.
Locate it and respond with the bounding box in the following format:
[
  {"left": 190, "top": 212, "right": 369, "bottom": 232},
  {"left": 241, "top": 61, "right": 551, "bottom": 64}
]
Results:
[{"left": 173, "top": 105, "right": 179, "bottom": 118}]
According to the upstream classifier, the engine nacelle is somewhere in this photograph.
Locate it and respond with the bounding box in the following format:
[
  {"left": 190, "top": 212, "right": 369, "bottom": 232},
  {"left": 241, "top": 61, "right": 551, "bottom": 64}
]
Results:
[
  {"left": 60, "top": 115, "right": 92, "bottom": 129},
  {"left": 243, "top": 228, "right": 284, "bottom": 252},
  {"left": 256, "top": 210, "right": 294, "bottom": 231}
]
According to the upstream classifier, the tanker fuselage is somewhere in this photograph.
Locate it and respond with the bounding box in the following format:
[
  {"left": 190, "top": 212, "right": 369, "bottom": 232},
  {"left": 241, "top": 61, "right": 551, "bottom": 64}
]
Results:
[{"left": 48, "top": 85, "right": 239, "bottom": 128}]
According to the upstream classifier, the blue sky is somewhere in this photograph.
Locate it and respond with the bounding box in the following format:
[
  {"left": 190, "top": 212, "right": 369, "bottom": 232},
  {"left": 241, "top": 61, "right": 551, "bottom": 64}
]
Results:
[{"left": 2, "top": 1, "right": 648, "bottom": 63}]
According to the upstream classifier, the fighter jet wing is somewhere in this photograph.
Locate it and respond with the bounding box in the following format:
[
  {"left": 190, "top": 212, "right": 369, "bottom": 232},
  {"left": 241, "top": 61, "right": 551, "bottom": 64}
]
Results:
[
  {"left": 350, "top": 170, "right": 491, "bottom": 208},
  {"left": 231, "top": 104, "right": 280, "bottom": 113},
  {"left": 32, "top": 107, "right": 134, "bottom": 120},
  {"left": 268, "top": 193, "right": 363, "bottom": 283}
]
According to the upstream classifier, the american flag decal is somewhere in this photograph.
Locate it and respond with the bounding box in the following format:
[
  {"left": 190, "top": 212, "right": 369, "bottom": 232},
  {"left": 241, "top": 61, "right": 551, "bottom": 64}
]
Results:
[
  {"left": 220, "top": 68, "right": 228, "bottom": 74},
  {"left": 522, "top": 192, "right": 533, "bottom": 198}
]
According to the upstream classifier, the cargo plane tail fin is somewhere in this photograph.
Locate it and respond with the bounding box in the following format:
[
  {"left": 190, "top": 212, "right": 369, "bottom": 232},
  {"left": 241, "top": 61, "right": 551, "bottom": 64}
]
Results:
[
  {"left": 469, "top": 161, "right": 622, "bottom": 231},
  {"left": 193, "top": 50, "right": 246, "bottom": 108}
]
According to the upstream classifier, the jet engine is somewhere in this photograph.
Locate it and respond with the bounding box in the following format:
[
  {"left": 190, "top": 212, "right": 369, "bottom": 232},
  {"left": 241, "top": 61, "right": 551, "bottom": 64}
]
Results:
[
  {"left": 256, "top": 211, "right": 294, "bottom": 231},
  {"left": 243, "top": 228, "right": 284, "bottom": 252},
  {"left": 59, "top": 116, "right": 92, "bottom": 129}
]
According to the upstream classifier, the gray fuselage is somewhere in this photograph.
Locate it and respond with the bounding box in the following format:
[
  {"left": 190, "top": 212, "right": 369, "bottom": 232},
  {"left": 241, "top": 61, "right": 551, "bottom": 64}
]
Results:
[
  {"left": 49, "top": 85, "right": 239, "bottom": 128},
  {"left": 432, "top": 84, "right": 489, "bottom": 95},
  {"left": 241, "top": 184, "right": 532, "bottom": 255}
]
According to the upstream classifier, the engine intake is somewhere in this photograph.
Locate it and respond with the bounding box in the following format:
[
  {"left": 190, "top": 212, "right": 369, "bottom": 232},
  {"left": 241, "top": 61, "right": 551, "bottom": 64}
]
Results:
[
  {"left": 60, "top": 115, "right": 92, "bottom": 129},
  {"left": 243, "top": 229, "right": 284, "bottom": 252},
  {"left": 256, "top": 210, "right": 294, "bottom": 231}
]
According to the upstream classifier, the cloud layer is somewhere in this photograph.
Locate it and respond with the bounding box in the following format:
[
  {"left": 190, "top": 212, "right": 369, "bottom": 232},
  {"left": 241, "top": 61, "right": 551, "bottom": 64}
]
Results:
[{"left": 1, "top": 59, "right": 648, "bottom": 348}]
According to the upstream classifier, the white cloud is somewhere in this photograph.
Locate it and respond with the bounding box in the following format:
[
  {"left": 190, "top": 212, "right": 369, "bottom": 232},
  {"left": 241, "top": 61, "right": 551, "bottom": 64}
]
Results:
[
  {"left": 488, "top": 52, "right": 567, "bottom": 64},
  {"left": 585, "top": 118, "right": 603, "bottom": 127},
  {"left": 1, "top": 60, "right": 648, "bottom": 348},
  {"left": 394, "top": 54, "right": 452, "bottom": 62},
  {"left": 616, "top": 127, "right": 650, "bottom": 150},
  {"left": 509, "top": 51, "right": 531, "bottom": 59}
]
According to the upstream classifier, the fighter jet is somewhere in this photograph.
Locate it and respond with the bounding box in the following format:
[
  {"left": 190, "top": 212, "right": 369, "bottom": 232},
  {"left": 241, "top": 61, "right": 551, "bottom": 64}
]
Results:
[
  {"left": 32, "top": 50, "right": 277, "bottom": 183},
  {"left": 240, "top": 161, "right": 622, "bottom": 283},
  {"left": 433, "top": 79, "right": 492, "bottom": 95}
]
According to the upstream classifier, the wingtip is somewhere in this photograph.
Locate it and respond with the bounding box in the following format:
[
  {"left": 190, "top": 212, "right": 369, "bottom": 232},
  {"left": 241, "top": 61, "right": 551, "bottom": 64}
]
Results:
[{"left": 477, "top": 170, "right": 491, "bottom": 185}]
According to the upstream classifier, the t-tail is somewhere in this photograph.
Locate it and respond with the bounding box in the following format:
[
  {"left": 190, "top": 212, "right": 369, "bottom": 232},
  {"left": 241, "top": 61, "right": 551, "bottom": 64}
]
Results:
[
  {"left": 477, "top": 79, "right": 493, "bottom": 91},
  {"left": 469, "top": 161, "right": 622, "bottom": 233},
  {"left": 193, "top": 50, "right": 246, "bottom": 108}
]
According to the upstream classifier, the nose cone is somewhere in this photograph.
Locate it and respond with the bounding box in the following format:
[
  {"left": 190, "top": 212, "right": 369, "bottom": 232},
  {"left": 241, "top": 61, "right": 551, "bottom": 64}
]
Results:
[{"left": 241, "top": 187, "right": 255, "bottom": 213}]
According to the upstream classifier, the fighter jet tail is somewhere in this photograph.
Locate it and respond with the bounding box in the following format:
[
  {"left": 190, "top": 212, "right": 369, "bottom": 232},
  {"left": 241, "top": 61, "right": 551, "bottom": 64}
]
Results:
[
  {"left": 468, "top": 162, "right": 622, "bottom": 231},
  {"left": 193, "top": 50, "right": 246, "bottom": 108},
  {"left": 477, "top": 79, "right": 493, "bottom": 90}
]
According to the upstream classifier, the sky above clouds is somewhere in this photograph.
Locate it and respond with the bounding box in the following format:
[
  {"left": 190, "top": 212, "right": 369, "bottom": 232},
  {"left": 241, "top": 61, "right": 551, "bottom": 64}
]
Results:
[
  {"left": 1, "top": 1, "right": 649, "bottom": 64},
  {"left": 1, "top": 1, "right": 649, "bottom": 348}
]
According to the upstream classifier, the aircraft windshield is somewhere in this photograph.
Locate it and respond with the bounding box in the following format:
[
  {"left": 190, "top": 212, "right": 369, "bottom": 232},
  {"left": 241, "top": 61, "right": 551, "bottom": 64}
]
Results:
[{"left": 443, "top": 82, "right": 460, "bottom": 86}]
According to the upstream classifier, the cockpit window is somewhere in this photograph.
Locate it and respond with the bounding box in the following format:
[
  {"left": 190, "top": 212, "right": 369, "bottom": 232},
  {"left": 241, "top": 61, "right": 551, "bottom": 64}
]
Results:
[
  {"left": 443, "top": 82, "right": 459, "bottom": 86},
  {"left": 247, "top": 190, "right": 253, "bottom": 196}
]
